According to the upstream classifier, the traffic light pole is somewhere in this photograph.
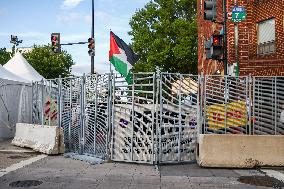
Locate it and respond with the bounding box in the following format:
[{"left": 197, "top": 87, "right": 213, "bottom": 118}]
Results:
[
  {"left": 223, "top": 0, "right": 228, "bottom": 75},
  {"left": 91, "top": 0, "right": 95, "bottom": 74},
  {"left": 61, "top": 42, "right": 88, "bottom": 46}
]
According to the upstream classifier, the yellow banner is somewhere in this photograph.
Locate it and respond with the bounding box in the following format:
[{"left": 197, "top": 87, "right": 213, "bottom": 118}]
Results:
[{"left": 206, "top": 101, "right": 247, "bottom": 130}]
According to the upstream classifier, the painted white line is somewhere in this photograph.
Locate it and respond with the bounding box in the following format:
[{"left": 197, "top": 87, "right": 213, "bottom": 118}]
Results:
[
  {"left": 0, "top": 154, "right": 47, "bottom": 178},
  {"left": 262, "top": 169, "right": 284, "bottom": 182},
  {"left": 0, "top": 149, "right": 35, "bottom": 153}
]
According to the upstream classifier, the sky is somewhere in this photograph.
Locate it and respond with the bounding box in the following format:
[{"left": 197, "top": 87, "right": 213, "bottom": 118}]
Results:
[{"left": 0, "top": 0, "right": 149, "bottom": 75}]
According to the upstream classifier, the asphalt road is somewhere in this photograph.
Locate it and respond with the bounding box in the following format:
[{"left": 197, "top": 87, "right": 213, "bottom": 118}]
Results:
[{"left": 1, "top": 140, "right": 284, "bottom": 188}]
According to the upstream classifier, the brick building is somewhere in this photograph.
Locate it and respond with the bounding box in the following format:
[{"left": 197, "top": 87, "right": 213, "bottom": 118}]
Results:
[{"left": 198, "top": 0, "right": 284, "bottom": 76}]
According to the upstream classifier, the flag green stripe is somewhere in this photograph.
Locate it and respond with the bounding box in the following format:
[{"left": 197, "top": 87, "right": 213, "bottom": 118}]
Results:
[
  {"left": 110, "top": 56, "right": 128, "bottom": 77},
  {"left": 110, "top": 55, "right": 133, "bottom": 84}
]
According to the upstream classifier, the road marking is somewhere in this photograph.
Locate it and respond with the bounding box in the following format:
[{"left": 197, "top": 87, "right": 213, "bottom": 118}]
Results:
[
  {"left": 0, "top": 149, "right": 35, "bottom": 153},
  {"left": 261, "top": 169, "right": 284, "bottom": 182},
  {"left": 0, "top": 154, "right": 47, "bottom": 177}
]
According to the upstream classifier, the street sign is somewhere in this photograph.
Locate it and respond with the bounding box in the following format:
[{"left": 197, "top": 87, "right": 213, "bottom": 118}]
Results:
[{"left": 231, "top": 6, "right": 246, "bottom": 22}]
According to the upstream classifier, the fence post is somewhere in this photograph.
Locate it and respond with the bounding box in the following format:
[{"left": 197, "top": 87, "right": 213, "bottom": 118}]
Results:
[
  {"left": 58, "top": 76, "right": 62, "bottom": 128},
  {"left": 159, "top": 73, "right": 163, "bottom": 163},
  {"left": 178, "top": 74, "right": 182, "bottom": 162},
  {"left": 110, "top": 71, "right": 115, "bottom": 160},
  {"left": 31, "top": 81, "right": 34, "bottom": 124},
  {"left": 106, "top": 72, "right": 113, "bottom": 161},
  {"left": 79, "top": 74, "right": 86, "bottom": 155},
  {"left": 274, "top": 77, "right": 277, "bottom": 135},
  {"left": 49, "top": 80, "right": 52, "bottom": 126},
  {"left": 248, "top": 76, "right": 252, "bottom": 135},
  {"left": 94, "top": 74, "right": 98, "bottom": 155},
  {"left": 252, "top": 77, "right": 256, "bottom": 135},
  {"left": 154, "top": 72, "right": 160, "bottom": 165},
  {"left": 41, "top": 79, "right": 44, "bottom": 126},
  {"left": 131, "top": 74, "right": 135, "bottom": 161},
  {"left": 152, "top": 72, "right": 156, "bottom": 164},
  {"left": 224, "top": 76, "right": 228, "bottom": 134},
  {"left": 203, "top": 76, "right": 207, "bottom": 134},
  {"left": 197, "top": 76, "right": 201, "bottom": 136},
  {"left": 69, "top": 79, "right": 72, "bottom": 151}
]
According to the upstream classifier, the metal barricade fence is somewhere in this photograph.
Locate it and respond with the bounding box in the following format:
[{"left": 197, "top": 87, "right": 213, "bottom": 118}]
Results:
[
  {"left": 158, "top": 73, "right": 198, "bottom": 163},
  {"left": 32, "top": 74, "right": 111, "bottom": 158},
  {"left": 201, "top": 76, "right": 250, "bottom": 134},
  {"left": 253, "top": 77, "right": 284, "bottom": 135},
  {"left": 32, "top": 79, "right": 60, "bottom": 127},
  {"left": 31, "top": 73, "right": 284, "bottom": 164},
  {"left": 110, "top": 73, "right": 156, "bottom": 164}
]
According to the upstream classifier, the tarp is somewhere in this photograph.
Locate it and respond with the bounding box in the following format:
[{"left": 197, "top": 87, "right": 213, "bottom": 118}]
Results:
[
  {"left": 0, "top": 64, "right": 28, "bottom": 83},
  {"left": 0, "top": 78, "right": 32, "bottom": 141},
  {"left": 4, "top": 52, "right": 44, "bottom": 82}
]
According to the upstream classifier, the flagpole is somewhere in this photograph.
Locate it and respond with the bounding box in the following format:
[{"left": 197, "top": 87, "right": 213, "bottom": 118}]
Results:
[{"left": 109, "top": 29, "right": 112, "bottom": 74}]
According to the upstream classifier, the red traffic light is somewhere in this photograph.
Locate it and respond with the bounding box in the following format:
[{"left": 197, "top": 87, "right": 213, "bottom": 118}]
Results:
[
  {"left": 213, "top": 37, "right": 219, "bottom": 45},
  {"left": 88, "top": 37, "right": 95, "bottom": 56},
  {"left": 51, "top": 36, "right": 58, "bottom": 42},
  {"left": 212, "top": 35, "right": 223, "bottom": 46},
  {"left": 51, "top": 33, "right": 61, "bottom": 53},
  {"left": 88, "top": 43, "right": 94, "bottom": 49},
  {"left": 88, "top": 38, "right": 94, "bottom": 43}
]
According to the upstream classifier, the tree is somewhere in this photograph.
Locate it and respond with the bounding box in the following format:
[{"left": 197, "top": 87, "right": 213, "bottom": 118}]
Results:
[
  {"left": 23, "top": 45, "right": 75, "bottom": 79},
  {"left": 0, "top": 48, "right": 12, "bottom": 65},
  {"left": 129, "top": 0, "right": 197, "bottom": 74}
]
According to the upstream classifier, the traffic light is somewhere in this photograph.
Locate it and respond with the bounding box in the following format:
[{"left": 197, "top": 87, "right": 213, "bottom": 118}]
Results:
[
  {"left": 88, "top": 37, "right": 95, "bottom": 56},
  {"left": 204, "top": 0, "right": 217, "bottom": 21},
  {"left": 210, "top": 34, "right": 223, "bottom": 60},
  {"left": 51, "top": 33, "right": 61, "bottom": 53},
  {"left": 205, "top": 40, "right": 212, "bottom": 59}
]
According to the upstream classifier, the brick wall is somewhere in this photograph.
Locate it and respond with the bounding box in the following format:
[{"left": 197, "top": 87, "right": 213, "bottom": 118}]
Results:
[{"left": 198, "top": 0, "right": 284, "bottom": 76}]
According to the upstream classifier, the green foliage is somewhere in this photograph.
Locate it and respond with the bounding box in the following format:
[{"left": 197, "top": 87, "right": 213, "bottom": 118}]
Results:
[
  {"left": 23, "top": 45, "right": 75, "bottom": 79},
  {"left": 129, "top": 0, "right": 197, "bottom": 74},
  {"left": 0, "top": 48, "right": 12, "bottom": 65}
]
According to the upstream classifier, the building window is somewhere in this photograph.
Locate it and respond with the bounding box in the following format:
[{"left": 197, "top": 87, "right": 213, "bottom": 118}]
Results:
[{"left": 257, "top": 18, "right": 275, "bottom": 55}]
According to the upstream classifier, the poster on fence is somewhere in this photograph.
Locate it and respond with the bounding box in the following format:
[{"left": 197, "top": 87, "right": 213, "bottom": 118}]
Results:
[
  {"left": 206, "top": 101, "right": 247, "bottom": 130},
  {"left": 44, "top": 96, "right": 58, "bottom": 126}
]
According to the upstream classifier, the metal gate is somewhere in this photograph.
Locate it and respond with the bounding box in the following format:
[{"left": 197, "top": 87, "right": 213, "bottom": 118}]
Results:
[
  {"left": 32, "top": 74, "right": 111, "bottom": 158},
  {"left": 158, "top": 73, "right": 198, "bottom": 163},
  {"left": 110, "top": 73, "right": 157, "bottom": 164},
  {"left": 32, "top": 72, "right": 200, "bottom": 164},
  {"left": 61, "top": 74, "right": 111, "bottom": 158}
]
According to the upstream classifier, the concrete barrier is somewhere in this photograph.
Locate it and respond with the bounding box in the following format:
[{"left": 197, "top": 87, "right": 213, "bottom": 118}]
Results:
[
  {"left": 198, "top": 134, "right": 284, "bottom": 168},
  {"left": 12, "top": 123, "right": 64, "bottom": 155}
]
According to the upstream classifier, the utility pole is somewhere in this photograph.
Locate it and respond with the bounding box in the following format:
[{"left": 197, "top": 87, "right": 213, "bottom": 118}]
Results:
[
  {"left": 223, "top": 0, "right": 228, "bottom": 75},
  {"left": 91, "top": 0, "right": 95, "bottom": 74}
]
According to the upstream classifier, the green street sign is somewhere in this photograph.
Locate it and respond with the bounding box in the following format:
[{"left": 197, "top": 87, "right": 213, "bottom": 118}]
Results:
[{"left": 231, "top": 6, "right": 246, "bottom": 23}]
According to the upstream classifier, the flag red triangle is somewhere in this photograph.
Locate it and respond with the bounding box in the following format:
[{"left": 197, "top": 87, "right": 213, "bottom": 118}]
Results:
[{"left": 109, "top": 32, "right": 120, "bottom": 59}]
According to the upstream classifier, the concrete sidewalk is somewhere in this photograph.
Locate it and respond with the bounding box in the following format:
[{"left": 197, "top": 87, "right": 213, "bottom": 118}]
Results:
[
  {"left": 0, "top": 140, "right": 39, "bottom": 170},
  {"left": 1, "top": 155, "right": 281, "bottom": 189}
]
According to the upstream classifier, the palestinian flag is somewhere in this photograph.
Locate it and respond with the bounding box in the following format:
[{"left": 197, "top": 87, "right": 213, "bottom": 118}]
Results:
[{"left": 109, "top": 31, "right": 139, "bottom": 84}]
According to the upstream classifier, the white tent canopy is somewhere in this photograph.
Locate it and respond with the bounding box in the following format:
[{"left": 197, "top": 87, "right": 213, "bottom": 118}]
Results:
[
  {"left": 4, "top": 52, "right": 44, "bottom": 82},
  {"left": 0, "top": 64, "right": 29, "bottom": 83}
]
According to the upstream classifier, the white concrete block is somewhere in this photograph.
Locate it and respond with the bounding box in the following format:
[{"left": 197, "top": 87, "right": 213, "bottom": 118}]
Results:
[
  {"left": 198, "top": 134, "right": 284, "bottom": 168},
  {"left": 12, "top": 123, "right": 64, "bottom": 154}
]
